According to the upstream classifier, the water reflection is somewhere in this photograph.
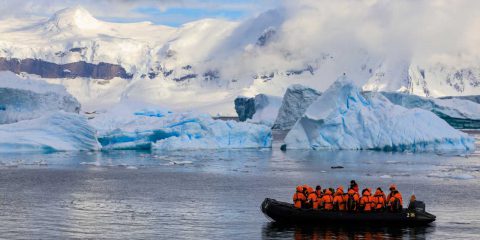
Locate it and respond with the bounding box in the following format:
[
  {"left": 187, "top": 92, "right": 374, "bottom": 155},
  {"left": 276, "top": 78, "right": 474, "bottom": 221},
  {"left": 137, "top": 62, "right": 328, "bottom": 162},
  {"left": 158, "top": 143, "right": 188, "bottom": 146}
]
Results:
[{"left": 262, "top": 222, "right": 436, "bottom": 240}]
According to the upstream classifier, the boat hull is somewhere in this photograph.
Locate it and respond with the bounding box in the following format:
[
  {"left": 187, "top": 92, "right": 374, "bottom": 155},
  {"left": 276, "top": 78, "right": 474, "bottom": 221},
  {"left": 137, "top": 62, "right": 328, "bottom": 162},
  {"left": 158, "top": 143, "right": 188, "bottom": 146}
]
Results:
[{"left": 261, "top": 198, "right": 436, "bottom": 226}]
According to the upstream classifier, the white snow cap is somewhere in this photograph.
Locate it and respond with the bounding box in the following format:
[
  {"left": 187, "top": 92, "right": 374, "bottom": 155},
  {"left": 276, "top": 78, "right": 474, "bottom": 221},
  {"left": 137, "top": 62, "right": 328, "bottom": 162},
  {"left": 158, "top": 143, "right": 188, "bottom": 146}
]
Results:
[
  {"left": 45, "top": 6, "right": 103, "bottom": 31},
  {"left": 284, "top": 75, "right": 475, "bottom": 152}
]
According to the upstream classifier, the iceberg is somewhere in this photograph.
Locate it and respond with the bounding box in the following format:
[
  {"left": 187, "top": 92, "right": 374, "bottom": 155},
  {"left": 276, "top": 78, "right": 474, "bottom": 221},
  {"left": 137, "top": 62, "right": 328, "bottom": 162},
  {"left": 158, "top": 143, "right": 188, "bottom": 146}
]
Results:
[
  {"left": 284, "top": 76, "right": 475, "bottom": 152},
  {"left": 249, "top": 94, "right": 282, "bottom": 127},
  {"left": 234, "top": 94, "right": 282, "bottom": 127},
  {"left": 380, "top": 92, "right": 480, "bottom": 129},
  {"left": 272, "top": 84, "right": 321, "bottom": 130},
  {"left": 0, "top": 111, "right": 100, "bottom": 153},
  {"left": 90, "top": 103, "right": 272, "bottom": 150},
  {"left": 0, "top": 72, "right": 80, "bottom": 124}
]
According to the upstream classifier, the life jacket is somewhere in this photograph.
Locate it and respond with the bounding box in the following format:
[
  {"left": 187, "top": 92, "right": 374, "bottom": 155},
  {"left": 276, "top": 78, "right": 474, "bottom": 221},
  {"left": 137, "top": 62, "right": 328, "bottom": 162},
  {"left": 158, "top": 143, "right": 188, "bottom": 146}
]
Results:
[
  {"left": 387, "top": 190, "right": 403, "bottom": 204},
  {"left": 333, "top": 189, "right": 346, "bottom": 211},
  {"left": 308, "top": 192, "right": 319, "bottom": 209},
  {"left": 316, "top": 189, "right": 322, "bottom": 198},
  {"left": 293, "top": 186, "right": 306, "bottom": 208},
  {"left": 388, "top": 192, "right": 403, "bottom": 212},
  {"left": 373, "top": 190, "right": 386, "bottom": 210},
  {"left": 360, "top": 191, "right": 373, "bottom": 211},
  {"left": 322, "top": 190, "right": 334, "bottom": 210},
  {"left": 346, "top": 189, "right": 359, "bottom": 211}
]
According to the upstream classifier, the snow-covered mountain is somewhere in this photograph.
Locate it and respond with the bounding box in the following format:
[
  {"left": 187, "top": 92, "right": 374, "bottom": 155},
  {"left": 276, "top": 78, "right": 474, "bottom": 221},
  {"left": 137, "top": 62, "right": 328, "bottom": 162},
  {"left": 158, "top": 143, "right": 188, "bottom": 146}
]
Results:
[{"left": 0, "top": 5, "right": 479, "bottom": 115}]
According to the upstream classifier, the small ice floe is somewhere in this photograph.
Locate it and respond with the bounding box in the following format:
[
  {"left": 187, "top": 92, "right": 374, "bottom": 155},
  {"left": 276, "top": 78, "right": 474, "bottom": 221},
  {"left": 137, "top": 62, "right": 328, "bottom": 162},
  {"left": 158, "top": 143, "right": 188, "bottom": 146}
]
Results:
[
  {"left": 380, "top": 175, "right": 392, "bottom": 178},
  {"left": 125, "top": 166, "right": 138, "bottom": 170},
  {"left": 80, "top": 161, "right": 101, "bottom": 166},
  {"left": 427, "top": 172, "right": 475, "bottom": 180},
  {"left": 170, "top": 160, "right": 193, "bottom": 166},
  {"left": 320, "top": 170, "right": 327, "bottom": 173}
]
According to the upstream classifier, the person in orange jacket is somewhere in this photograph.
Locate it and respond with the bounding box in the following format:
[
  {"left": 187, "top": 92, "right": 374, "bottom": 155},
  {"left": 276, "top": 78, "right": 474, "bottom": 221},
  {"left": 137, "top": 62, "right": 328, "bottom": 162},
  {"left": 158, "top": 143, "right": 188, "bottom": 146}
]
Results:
[
  {"left": 321, "top": 189, "right": 334, "bottom": 210},
  {"left": 373, "top": 188, "right": 386, "bottom": 211},
  {"left": 333, "top": 186, "right": 346, "bottom": 211},
  {"left": 388, "top": 190, "right": 403, "bottom": 212},
  {"left": 350, "top": 180, "right": 359, "bottom": 193},
  {"left": 315, "top": 185, "right": 322, "bottom": 198},
  {"left": 293, "top": 185, "right": 306, "bottom": 208},
  {"left": 387, "top": 184, "right": 403, "bottom": 204},
  {"left": 359, "top": 188, "right": 374, "bottom": 212},
  {"left": 345, "top": 187, "right": 360, "bottom": 211},
  {"left": 307, "top": 187, "right": 319, "bottom": 209}
]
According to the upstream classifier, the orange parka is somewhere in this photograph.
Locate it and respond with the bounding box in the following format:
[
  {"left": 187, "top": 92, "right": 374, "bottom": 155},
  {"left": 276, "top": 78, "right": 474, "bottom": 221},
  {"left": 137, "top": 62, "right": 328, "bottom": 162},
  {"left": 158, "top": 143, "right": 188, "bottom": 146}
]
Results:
[
  {"left": 333, "top": 187, "right": 346, "bottom": 211},
  {"left": 293, "top": 186, "right": 306, "bottom": 208},
  {"left": 360, "top": 190, "right": 374, "bottom": 211},
  {"left": 307, "top": 187, "right": 319, "bottom": 209},
  {"left": 372, "top": 189, "right": 386, "bottom": 210},
  {"left": 321, "top": 189, "right": 334, "bottom": 210},
  {"left": 388, "top": 191, "right": 403, "bottom": 211},
  {"left": 345, "top": 188, "right": 360, "bottom": 211}
]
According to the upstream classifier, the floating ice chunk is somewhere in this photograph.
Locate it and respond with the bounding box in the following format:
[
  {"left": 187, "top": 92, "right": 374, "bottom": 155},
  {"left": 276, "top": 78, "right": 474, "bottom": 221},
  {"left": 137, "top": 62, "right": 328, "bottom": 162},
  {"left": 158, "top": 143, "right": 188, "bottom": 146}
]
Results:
[
  {"left": 90, "top": 103, "right": 272, "bottom": 150},
  {"left": 0, "top": 111, "right": 100, "bottom": 153},
  {"left": 427, "top": 172, "right": 475, "bottom": 180},
  {"left": 284, "top": 76, "right": 475, "bottom": 152}
]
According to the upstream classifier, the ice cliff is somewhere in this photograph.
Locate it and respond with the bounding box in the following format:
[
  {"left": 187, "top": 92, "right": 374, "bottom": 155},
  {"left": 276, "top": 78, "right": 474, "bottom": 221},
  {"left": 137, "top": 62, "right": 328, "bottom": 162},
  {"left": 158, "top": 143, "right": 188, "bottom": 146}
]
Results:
[
  {"left": 0, "top": 111, "right": 100, "bottom": 152},
  {"left": 90, "top": 104, "right": 272, "bottom": 150},
  {"left": 284, "top": 77, "right": 475, "bottom": 152},
  {"left": 272, "top": 84, "right": 321, "bottom": 130},
  {"left": 380, "top": 92, "right": 480, "bottom": 129},
  {"left": 0, "top": 72, "right": 80, "bottom": 124}
]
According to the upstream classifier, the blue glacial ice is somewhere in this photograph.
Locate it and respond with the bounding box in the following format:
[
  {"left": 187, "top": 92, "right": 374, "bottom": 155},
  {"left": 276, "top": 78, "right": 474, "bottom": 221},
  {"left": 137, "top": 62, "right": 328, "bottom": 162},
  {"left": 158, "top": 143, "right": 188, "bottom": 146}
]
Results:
[
  {"left": 284, "top": 76, "right": 475, "bottom": 152},
  {"left": 0, "top": 71, "right": 80, "bottom": 124},
  {"left": 90, "top": 104, "right": 272, "bottom": 150},
  {"left": 0, "top": 111, "right": 100, "bottom": 153}
]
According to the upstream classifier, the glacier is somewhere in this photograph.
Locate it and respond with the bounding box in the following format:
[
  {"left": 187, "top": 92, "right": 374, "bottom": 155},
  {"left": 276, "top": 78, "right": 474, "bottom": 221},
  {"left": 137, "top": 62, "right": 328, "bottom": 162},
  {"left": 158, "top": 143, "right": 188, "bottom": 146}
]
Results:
[
  {"left": 0, "top": 72, "right": 80, "bottom": 124},
  {"left": 272, "top": 84, "right": 321, "bottom": 130},
  {"left": 248, "top": 94, "right": 282, "bottom": 127},
  {"left": 379, "top": 92, "right": 480, "bottom": 129},
  {"left": 0, "top": 111, "right": 100, "bottom": 153},
  {"left": 89, "top": 103, "right": 272, "bottom": 150},
  {"left": 284, "top": 76, "right": 475, "bottom": 152}
]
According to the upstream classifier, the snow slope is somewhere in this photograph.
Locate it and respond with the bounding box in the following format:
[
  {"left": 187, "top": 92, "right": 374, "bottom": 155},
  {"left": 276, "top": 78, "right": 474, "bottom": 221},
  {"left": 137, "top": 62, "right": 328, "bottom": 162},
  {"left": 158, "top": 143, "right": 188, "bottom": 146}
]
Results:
[
  {"left": 0, "top": 111, "right": 100, "bottom": 153},
  {"left": 0, "top": 4, "right": 479, "bottom": 115},
  {"left": 0, "top": 71, "right": 80, "bottom": 124},
  {"left": 273, "top": 84, "right": 321, "bottom": 130},
  {"left": 284, "top": 76, "right": 475, "bottom": 152},
  {"left": 89, "top": 103, "right": 272, "bottom": 150}
]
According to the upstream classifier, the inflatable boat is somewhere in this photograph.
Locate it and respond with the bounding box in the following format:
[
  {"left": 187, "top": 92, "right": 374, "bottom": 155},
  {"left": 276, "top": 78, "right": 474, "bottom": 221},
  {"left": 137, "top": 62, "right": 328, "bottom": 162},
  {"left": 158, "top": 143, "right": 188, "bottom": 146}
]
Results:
[{"left": 261, "top": 198, "right": 436, "bottom": 225}]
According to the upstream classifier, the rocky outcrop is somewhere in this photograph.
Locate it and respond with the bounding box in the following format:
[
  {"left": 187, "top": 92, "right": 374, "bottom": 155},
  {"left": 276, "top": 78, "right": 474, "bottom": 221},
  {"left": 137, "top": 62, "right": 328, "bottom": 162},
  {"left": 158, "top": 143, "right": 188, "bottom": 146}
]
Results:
[
  {"left": 234, "top": 96, "right": 256, "bottom": 121},
  {"left": 0, "top": 57, "right": 132, "bottom": 80},
  {"left": 273, "top": 84, "right": 321, "bottom": 130}
]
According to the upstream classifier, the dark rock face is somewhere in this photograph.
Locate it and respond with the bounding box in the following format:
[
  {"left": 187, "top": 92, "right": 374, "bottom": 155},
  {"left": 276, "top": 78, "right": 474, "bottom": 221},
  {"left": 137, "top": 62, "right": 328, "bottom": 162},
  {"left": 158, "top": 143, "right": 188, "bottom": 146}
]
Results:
[
  {"left": 0, "top": 57, "right": 132, "bottom": 80},
  {"left": 234, "top": 96, "right": 256, "bottom": 121}
]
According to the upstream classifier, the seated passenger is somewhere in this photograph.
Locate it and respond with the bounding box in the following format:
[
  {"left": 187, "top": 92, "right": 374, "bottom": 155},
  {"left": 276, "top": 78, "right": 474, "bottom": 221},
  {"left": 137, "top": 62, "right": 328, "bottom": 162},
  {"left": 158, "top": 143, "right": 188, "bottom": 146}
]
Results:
[
  {"left": 359, "top": 188, "right": 373, "bottom": 212},
  {"left": 388, "top": 190, "right": 403, "bottom": 212},
  {"left": 350, "top": 180, "right": 359, "bottom": 193},
  {"left": 345, "top": 187, "right": 360, "bottom": 211},
  {"left": 408, "top": 194, "right": 416, "bottom": 210},
  {"left": 307, "top": 187, "right": 319, "bottom": 209},
  {"left": 315, "top": 185, "right": 322, "bottom": 198},
  {"left": 321, "top": 189, "right": 334, "bottom": 211},
  {"left": 333, "top": 186, "right": 346, "bottom": 211},
  {"left": 373, "top": 188, "right": 386, "bottom": 211},
  {"left": 387, "top": 184, "right": 403, "bottom": 204},
  {"left": 293, "top": 186, "right": 306, "bottom": 209}
]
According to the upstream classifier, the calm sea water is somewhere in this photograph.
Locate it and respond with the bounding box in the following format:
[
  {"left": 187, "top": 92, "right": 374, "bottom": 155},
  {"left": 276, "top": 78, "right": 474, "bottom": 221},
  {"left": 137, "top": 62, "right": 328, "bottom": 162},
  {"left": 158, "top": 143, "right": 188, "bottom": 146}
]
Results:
[{"left": 0, "top": 133, "right": 479, "bottom": 239}]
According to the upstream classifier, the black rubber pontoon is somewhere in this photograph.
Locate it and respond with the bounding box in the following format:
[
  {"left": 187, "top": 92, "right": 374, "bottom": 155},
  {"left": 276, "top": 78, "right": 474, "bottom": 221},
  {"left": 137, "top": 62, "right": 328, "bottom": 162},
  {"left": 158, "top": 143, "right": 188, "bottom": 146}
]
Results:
[{"left": 261, "top": 198, "right": 436, "bottom": 226}]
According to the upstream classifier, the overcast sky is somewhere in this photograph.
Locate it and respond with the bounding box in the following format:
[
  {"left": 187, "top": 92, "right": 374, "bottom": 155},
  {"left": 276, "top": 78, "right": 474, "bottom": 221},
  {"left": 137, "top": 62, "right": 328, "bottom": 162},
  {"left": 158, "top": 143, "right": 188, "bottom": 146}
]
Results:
[{"left": 0, "top": 0, "right": 278, "bottom": 26}]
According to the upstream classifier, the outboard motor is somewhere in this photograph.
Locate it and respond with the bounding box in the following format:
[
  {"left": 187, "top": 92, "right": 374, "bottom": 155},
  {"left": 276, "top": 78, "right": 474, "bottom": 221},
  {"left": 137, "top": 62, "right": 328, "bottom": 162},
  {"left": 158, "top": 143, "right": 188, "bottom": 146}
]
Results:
[{"left": 410, "top": 201, "right": 426, "bottom": 212}]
